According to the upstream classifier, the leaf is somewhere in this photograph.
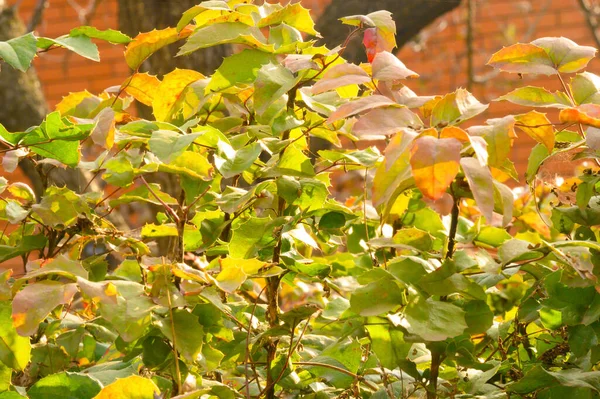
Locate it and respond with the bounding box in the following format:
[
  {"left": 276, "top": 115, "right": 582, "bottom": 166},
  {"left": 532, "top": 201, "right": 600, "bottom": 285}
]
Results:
[
  {"left": 123, "top": 73, "right": 160, "bottom": 106},
  {"left": 487, "top": 43, "right": 556, "bottom": 75},
  {"left": 109, "top": 183, "right": 177, "bottom": 208},
  {"left": 214, "top": 141, "right": 262, "bottom": 178},
  {"left": 12, "top": 281, "right": 78, "bottom": 336},
  {"left": 461, "top": 157, "right": 494, "bottom": 222},
  {"left": 515, "top": 111, "right": 555, "bottom": 151},
  {"left": 560, "top": 104, "right": 600, "bottom": 128},
  {"left": 350, "top": 276, "right": 403, "bottom": 316},
  {"left": 37, "top": 35, "right": 99, "bottom": 62},
  {"left": 257, "top": 3, "right": 318, "bottom": 35},
  {"left": 468, "top": 116, "right": 517, "bottom": 167},
  {"left": 254, "top": 62, "right": 298, "bottom": 115},
  {"left": 157, "top": 151, "right": 213, "bottom": 181},
  {"left": 571, "top": 72, "right": 600, "bottom": 105},
  {"left": 532, "top": 37, "right": 597, "bottom": 73},
  {"left": 32, "top": 186, "right": 90, "bottom": 228},
  {"left": 409, "top": 136, "right": 462, "bottom": 200},
  {"left": 159, "top": 309, "right": 204, "bottom": 361},
  {"left": 361, "top": 11, "right": 397, "bottom": 62},
  {"left": 430, "top": 88, "right": 488, "bottom": 127},
  {"left": 178, "top": 23, "right": 268, "bottom": 56},
  {"left": 125, "top": 28, "right": 182, "bottom": 70},
  {"left": 327, "top": 95, "right": 397, "bottom": 124},
  {"left": 94, "top": 375, "right": 160, "bottom": 399},
  {"left": 497, "top": 86, "right": 571, "bottom": 108},
  {"left": 96, "top": 281, "right": 155, "bottom": 342},
  {"left": 176, "top": 2, "right": 231, "bottom": 31},
  {"left": 229, "top": 217, "right": 270, "bottom": 259},
  {"left": 90, "top": 107, "right": 115, "bottom": 149},
  {"left": 149, "top": 130, "right": 200, "bottom": 163},
  {"left": 311, "top": 64, "right": 370, "bottom": 95},
  {"left": 69, "top": 26, "right": 132, "bottom": 44},
  {"left": 402, "top": 297, "right": 467, "bottom": 341},
  {"left": 28, "top": 372, "right": 102, "bottom": 399},
  {"left": 508, "top": 365, "right": 600, "bottom": 394},
  {"left": 371, "top": 51, "right": 418, "bottom": 81},
  {"left": 207, "top": 49, "right": 275, "bottom": 93},
  {"left": 353, "top": 107, "right": 423, "bottom": 137},
  {"left": 493, "top": 181, "right": 515, "bottom": 227},
  {"left": 372, "top": 129, "right": 416, "bottom": 208},
  {"left": 152, "top": 69, "right": 204, "bottom": 122},
  {"left": 464, "top": 300, "right": 494, "bottom": 334},
  {"left": 0, "top": 33, "right": 37, "bottom": 72},
  {"left": 0, "top": 235, "right": 47, "bottom": 264},
  {"left": 0, "top": 301, "right": 30, "bottom": 370}
]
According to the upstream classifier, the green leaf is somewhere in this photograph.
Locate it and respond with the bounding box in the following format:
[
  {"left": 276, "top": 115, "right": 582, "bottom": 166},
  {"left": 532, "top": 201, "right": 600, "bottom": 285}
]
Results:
[
  {"left": 178, "top": 23, "right": 268, "bottom": 56},
  {"left": 0, "top": 301, "right": 30, "bottom": 370},
  {"left": 258, "top": 3, "right": 318, "bottom": 35},
  {"left": 0, "top": 234, "right": 47, "bottom": 263},
  {"left": 461, "top": 157, "right": 494, "bottom": 222},
  {"left": 12, "top": 281, "right": 78, "bottom": 336},
  {"left": 464, "top": 300, "right": 494, "bottom": 334},
  {"left": 365, "top": 324, "right": 414, "bottom": 373},
  {"left": 32, "top": 186, "right": 90, "bottom": 228},
  {"left": 70, "top": 26, "right": 132, "bottom": 44},
  {"left": 94, "top": 375, "right": 160, "bottom": 399},
  {"left": 0, "top": 33, "right": 37, "bottom": 72},
  {"left": 319, "top": 212, "right": 346, "bottom": 229},
  {"left": 149, "top": 130, "right": 200, "bottom": 163},
  {"left": 159, "top": 309, "right": 204, "bottom": 362},
  {"left": 571, "top": 72, "right": 600, "bottom": 105},
  {"left": 497, "top": 86, "right": 571, "bottom": 108},
  {"left": 229, "top": 217, "right": 270, "bottom": 259},
  {"left": 403, "top": 297, "right": 467, "bottom": 341},
  {"left": 569, "top": 325, "right": 598, "bottom": 358},
  {"left": 207, "top": 49, "right": 275, "bottom": 93},
  {"left": 526, "top": 143, "right": 550, "bottom": 183},
  {"left": 28, "top": 372, "right": 102, "bottom": 399},
  {"left": 37, "top": 35, "right": 99, "bottom": 62},
  {"left": 349, "top": 276, "right": 403, "bottom": 316},
  {"left": 254, "top": 62, "right": 298, "bottom": 115},
  {"left": 508, "top": 365, "right": 600, "bottom": 394},
  {"left": 214, "top": 141, "right": 262, "bottom": 178},
  {"left": 468, "top": 116, "right": 516, "bottom": 168},
  {"left": 430, "top": 89, "right": 488, "bottom": 127},
  {"left": 157, "top": 151, "right": 213, "bottom": 180}
]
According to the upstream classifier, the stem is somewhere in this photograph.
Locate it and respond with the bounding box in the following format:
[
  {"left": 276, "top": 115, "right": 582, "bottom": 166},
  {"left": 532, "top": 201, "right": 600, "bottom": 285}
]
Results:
[
  {"left": 446, "top": 195, "right": 460, "bottom": 259},
  {"left": 164, "top": 269, "right": 182, "bottom": 395},
  {"left": 427, "top": 351, "right": 442, "bottom": 399}
]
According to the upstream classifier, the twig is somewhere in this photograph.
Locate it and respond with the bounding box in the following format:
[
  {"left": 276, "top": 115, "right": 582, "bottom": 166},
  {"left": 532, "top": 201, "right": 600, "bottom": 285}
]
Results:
[
  {"left": 27, "top": 0, "right": 48, "bottom": 32},
  {"left": 578, "top": 0, "right": 600, "bottom": 49},
  {"left": 139, "top": 176, "right": 180, "bottom": 223}
]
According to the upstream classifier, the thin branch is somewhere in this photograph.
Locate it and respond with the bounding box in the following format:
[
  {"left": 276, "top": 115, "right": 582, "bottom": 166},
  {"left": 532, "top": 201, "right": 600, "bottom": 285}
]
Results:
[
  {"left": 139, "top": 176, "right": 181, "bottom": 224},
  {"left": 578, "top": 0, "right": 600, "bottom": 49},
  {"left": 27, "top": 0, "right": 48, "bottom": 32}
]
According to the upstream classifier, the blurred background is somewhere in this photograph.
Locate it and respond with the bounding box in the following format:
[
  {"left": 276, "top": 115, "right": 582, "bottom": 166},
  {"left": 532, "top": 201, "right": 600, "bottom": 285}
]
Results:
[{"left": 2, "top": 0, "right": 600, "bottom": 268}]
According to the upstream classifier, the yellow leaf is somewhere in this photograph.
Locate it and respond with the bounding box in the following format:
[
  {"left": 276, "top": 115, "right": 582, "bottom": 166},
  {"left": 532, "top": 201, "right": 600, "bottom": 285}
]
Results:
[
  {"left": 152, "top": 68, "right": 204, "bottom": 122},
  {"left": 123, "top": 73, "right": 160, "bottom": 106},
  {"left": 55, "top": 90, "right": 98, "bottom": 117},
  {"left": 258, "top": 3, "right": 318, "bottom": 36},
  {"left": 93, "top": 375, "right": 159, "bottom": 399},
  {"left": 515, "top": 110, "right": 555, "bottom": 151},
  {"left": 125, "top": 27, "right": 193, "bottom": 70},
  {"left": 409, "top": 136, "right": 462, "bottom": 200}
]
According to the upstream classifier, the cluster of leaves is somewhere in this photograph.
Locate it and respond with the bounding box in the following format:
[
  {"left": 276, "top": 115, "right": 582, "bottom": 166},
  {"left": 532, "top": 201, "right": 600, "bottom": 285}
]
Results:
[{"left": 3, "top": 1, "right": 600, "bottom": 398}]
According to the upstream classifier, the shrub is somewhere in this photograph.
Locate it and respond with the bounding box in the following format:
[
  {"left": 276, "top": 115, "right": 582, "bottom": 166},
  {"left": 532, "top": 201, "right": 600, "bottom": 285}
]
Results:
[{"left": 1, "top": 2, "right": 600, "bottom": 399}]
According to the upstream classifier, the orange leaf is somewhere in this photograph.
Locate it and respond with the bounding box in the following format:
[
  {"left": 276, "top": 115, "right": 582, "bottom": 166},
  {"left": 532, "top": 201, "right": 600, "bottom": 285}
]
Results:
[
  {"left": 409, "top": 136, "right": 462, "bottom": 200},
  {"left": 559, "top": 104, "right": 600, "bottom": 128}
]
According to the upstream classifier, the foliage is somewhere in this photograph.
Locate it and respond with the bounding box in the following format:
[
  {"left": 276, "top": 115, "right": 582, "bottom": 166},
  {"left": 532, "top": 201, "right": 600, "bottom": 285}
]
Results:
[{"left": 1, "top": 1, "right": 600, "bottom": 398}]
